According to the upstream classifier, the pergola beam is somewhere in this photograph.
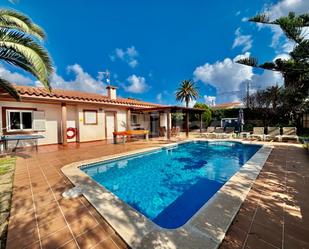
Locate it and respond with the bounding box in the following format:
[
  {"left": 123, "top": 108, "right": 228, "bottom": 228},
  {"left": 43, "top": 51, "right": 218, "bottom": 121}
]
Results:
[
  {"left": 61, "top": 103, "right": 67, "bottom": 145},
  {"left": 200, "top": 113, "right": 203, "bottom": 133}
]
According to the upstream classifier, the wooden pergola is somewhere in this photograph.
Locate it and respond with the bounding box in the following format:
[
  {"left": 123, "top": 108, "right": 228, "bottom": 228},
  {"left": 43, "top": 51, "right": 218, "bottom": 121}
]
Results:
[{"left": 130, "top": 106, "right": 205, "bottom": 139}]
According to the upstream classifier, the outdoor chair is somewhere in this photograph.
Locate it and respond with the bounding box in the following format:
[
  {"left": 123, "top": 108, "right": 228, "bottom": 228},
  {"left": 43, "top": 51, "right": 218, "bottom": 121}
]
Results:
[
  {"left": 159, "top": 126, "right": 166, "bottom": 137},
  {"left": 249, "top": 127, "right": 265, "bottom": 141},
  {"left": 171, "top": 127, "right": 180, "bottom": 137},
  {"left": 279, "top": 127, "right": 299, "bottom": 142},
  {"left": 265, "top": 127, "right": 280, "bottom": 141}
]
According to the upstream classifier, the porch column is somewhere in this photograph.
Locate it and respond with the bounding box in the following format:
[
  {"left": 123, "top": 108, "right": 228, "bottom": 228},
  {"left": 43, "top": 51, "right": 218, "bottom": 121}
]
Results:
[
  {"left": 61, "top": 103, "right": 67, "bottom": 145},
  {"left": 186, "top": 112, "right": 189, "bottom": 137},
  {"left": 126, "top": 109, "right": 131, "bottom": 130},
  {"left": 200, "top": 113, "right": 203, "bottom": 133},
  {"left": 167, "top": 111, "right": 171, "bottom": 140}
]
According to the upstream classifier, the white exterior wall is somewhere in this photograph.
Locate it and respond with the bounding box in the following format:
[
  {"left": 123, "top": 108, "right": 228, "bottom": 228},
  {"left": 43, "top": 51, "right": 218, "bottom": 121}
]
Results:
[
  {"left": 160, "top": 113, "right": 168, "bottom": 128},
  {"left": 103, "top": 107, "right": 127, "bottom": 132},
  {"left": 0, "top": 100, "right": 148, "bottom": 147},
  {"left": 77, "top": 106, "right": 128, "bottom": 142},
  {"left": 0, "top": 101, "right": 62, "bottom": 146},
  {"left": 77, "top": 106, "right": 104, "bottom": 142}
]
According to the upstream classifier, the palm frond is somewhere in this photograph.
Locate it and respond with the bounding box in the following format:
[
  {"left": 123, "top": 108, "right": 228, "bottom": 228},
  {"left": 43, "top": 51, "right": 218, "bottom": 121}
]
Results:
[
  {"left": 0, "top": 77, "right": 20, "bottom": 100},
  {"left": 175, "top": 79, "right": 199, "bottom": 106},
  {"left": 0, "top": 9, "right": 46, "bottom": 40},
  {"left": 236, "top": 57, "right": 258, "bottom": 67},
  {"left": 0, "top": 29, "right": 53, "bottom": 89},
  {"left": 0, "top": 47, "right": 39, "bottom": 77}
]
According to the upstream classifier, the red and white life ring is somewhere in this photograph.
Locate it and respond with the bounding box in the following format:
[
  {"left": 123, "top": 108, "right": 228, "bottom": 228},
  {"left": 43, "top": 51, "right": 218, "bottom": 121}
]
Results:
[{"left": 66, "top": 127, "right": 77, "bottom": 139}]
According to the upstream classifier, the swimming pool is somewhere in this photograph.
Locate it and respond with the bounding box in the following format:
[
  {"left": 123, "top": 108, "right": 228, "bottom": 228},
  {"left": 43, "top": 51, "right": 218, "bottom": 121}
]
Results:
[{"left": 82, "top": 141, "right": 261, "bottom": 229}]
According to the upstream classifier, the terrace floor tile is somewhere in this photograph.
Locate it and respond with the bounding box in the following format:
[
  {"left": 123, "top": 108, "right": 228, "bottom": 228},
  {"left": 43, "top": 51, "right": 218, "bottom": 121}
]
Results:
[{"left": 4, "top": 140, "right": 308, "bottom": 249}]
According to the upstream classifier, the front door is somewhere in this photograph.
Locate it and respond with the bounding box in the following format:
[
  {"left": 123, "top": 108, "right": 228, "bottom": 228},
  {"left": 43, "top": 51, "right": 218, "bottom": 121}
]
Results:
[{"left": 105, "top": 112, "right": 116, "bottom": 139}]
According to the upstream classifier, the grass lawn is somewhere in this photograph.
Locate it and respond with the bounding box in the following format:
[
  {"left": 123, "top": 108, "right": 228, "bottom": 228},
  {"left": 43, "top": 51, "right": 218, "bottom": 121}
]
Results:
[
  {"left": 0, "top": 157, "right": 15, "bottom": 175},
  {"left": 0, "top": 156, "right": 16, "bottom": 249}
]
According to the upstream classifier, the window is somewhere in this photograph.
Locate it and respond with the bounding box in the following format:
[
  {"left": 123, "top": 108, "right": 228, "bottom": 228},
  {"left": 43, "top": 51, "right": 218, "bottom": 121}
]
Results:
[
  {"left": 7, "top": 110, "right": 33, "bottom": 131},
  {"left": 83, "top": 110, "right": 98, "bottom": 125},
  {"left": 131, "top": 114, "right": 139, "bottom": 124}
]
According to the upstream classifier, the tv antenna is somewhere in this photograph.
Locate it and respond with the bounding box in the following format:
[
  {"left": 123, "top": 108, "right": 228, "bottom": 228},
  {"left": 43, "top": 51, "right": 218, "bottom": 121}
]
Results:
[{"left": 98, "top": 70, "right": 110, "bottom": 85}]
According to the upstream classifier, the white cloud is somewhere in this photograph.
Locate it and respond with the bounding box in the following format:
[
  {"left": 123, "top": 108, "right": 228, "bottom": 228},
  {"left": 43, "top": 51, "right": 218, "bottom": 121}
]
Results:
[
  {"left": 110, "top": 46, "right": 139, "bottom": 68},
  {"left": 274, "top": 53, "right": 291, "bottom": 61},
  {"left": 204, "top": 95, "right": 216, "bottom": 106},
  {"left": 123, "top": 74, "right": 149, "bottom": 94},
  {"left": 0, "top": 63, "right": 33, "bottom": 85},
  {"left": 258, "top": 0, "right": 309, "bottom": 53},
  {"left": 156, "top": 93, "right": 163, "bottom": 103},
  {"left": 0, "top": 63, "right": 107, "bottom": 94},
  {"left": 46, "top": 64, "right": 106, "bottom": 94},
  {"left": 193, "top": 53, "right": 283, "bottom": 103},
  {"left": 232, "top": 28, "right": 253, "bottom": 52},
  {"left": 156, "top": 90, "right": 169, "bottom": 104},
  {"left": 235, "top": 11, "right": 241, "bottom": 16},
  {"left": 182, "top": 99, "right": 196, "bottom": 108}
]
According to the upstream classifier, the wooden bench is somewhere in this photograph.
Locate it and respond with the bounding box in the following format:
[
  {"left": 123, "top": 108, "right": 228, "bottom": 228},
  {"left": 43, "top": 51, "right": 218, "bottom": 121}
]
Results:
[{"left": 113, "top": 130, "right": 149, "bottom": 144}]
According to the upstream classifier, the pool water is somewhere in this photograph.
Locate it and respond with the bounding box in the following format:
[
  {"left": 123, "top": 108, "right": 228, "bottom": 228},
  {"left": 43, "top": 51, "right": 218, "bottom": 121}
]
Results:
[{"left": 82, "top": 141, "right": 261, "bottom": 229}]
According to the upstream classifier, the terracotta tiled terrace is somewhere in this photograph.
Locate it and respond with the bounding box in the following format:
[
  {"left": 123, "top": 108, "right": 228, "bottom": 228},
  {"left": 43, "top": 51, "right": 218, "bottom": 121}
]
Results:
[{"left": 4, "top": 140, "right": 309, "bottom": 249}]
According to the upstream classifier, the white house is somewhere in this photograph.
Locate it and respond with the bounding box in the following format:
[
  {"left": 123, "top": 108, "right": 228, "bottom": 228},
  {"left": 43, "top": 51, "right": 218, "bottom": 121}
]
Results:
[{"left": 0, "top": 85, "right": 203, "bottom": 148}]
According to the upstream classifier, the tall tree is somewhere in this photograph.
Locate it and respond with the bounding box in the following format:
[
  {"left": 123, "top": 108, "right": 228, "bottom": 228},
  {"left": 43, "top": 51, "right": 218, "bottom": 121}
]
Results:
[
  {"left": 0, "top": 8, "right": 53, "bottom": 100},
  {"left": 237, "top": 12, "right": 309, "bottom": 126},
  {"left": 193, "top": 102, "right": 212, "bottom": 126},
  {"left": 176, "top": 79, "right": 199, "bottom": 107},
  {"left": 237, "top": 12, "right": 309, "bottom": 92}
]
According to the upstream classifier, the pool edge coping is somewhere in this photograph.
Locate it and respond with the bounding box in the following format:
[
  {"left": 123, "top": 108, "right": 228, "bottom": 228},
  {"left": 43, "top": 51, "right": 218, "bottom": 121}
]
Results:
[{"left": 61, "top": 139, "right": 273, "bottom": 249}]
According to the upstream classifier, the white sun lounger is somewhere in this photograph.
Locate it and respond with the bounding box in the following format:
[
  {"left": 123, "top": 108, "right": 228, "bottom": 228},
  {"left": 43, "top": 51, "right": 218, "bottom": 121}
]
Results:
[
  {"left": 278, "top": 127, "right": 299, "bottom": 142},
  {"left": 249, "top": 127, "right": 265, "bottom": 141},
  {"left": 265, "top": 127, "right": 280, "bottom": 141}
]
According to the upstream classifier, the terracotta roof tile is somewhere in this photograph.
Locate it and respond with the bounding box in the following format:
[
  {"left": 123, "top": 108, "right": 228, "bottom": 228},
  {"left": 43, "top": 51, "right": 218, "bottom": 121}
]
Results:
[
  {"left": 13, "top": 85, "right": 162, "bottom": 108},
  {"left": 212, "top": 101, "right": 243, "bottom": 109}
]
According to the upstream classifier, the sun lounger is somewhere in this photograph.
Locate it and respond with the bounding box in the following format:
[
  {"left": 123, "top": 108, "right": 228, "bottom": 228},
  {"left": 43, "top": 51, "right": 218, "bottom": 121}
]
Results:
[
  {"left": 204, "top": 126, "right": 215, "bottom": 138},
  {"left": 213, "top": 127, "right": 225, "bottom": 139},
  {"left": 265, "top": 127, "right": 280, "bottom": 141},
  {"left": 249, "top": 127, "right": 265, "bottom": 141},
  {"left": 223, "top": 127, "right": 235, "bottom": 138},
  {"left": 279, "top": 127, "right": 299, "bottom": 142}
]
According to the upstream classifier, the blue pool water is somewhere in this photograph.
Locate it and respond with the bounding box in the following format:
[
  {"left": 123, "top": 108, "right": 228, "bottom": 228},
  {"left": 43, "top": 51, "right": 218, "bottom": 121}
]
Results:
[{"left": 82, "top": 141, "right": 261, "bottom": 229}]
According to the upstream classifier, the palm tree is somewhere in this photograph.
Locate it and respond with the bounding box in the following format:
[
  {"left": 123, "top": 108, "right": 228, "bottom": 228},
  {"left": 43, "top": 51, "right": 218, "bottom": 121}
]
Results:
[
  {"left": 0, "top": 8, "right": 53, "bottom": 100},
  {"left": 176, "top": 79, "right": 199, "bottom": 107}
]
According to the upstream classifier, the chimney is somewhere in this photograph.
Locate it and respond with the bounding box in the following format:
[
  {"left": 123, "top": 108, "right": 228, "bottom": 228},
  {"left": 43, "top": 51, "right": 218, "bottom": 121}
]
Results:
[{"left": 106, "top": 85, "right": 117, "bottom": 100}]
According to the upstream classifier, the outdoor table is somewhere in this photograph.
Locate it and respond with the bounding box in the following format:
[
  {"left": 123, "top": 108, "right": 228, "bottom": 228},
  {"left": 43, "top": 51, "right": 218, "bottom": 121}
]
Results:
[{"left": 0, "top": 134, "right": 45, "bottom": 154}]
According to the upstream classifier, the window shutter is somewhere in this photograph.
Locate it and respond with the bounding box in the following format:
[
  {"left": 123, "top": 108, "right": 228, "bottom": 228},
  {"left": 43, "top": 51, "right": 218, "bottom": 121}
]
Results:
[{"left": 33, "top": 111, "right": 46, "bottom": 131}]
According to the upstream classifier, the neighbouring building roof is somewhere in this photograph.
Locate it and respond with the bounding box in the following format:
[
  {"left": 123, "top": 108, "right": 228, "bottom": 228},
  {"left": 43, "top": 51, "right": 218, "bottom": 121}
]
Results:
[
  {"left": 0, "top": 85, "right": 163, "bottom": 108},
  {"left": 211, "top": 101, "right": 243, "bottom": 109}
]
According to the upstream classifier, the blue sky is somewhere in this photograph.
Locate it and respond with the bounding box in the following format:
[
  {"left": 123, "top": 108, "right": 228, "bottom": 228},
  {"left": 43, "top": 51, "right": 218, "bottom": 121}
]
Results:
[{"left": 0, "top": 0, "right": 308, "bottom": 105}]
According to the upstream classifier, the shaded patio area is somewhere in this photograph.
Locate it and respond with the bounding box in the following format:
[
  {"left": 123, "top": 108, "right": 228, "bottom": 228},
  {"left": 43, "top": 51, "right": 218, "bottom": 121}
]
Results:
[{"left": 4, "top": 140, "right": 309, "bottom": 249}]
